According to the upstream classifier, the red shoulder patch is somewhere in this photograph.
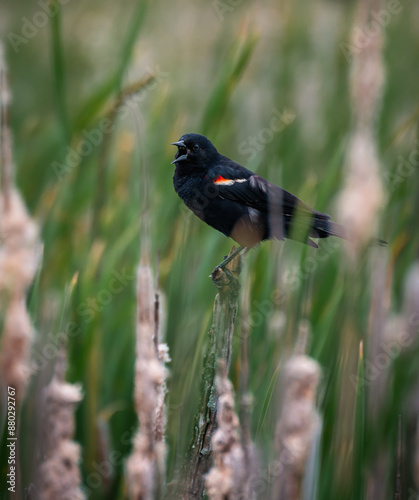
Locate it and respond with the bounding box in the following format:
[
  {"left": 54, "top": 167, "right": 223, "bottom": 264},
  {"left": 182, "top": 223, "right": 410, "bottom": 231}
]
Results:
[{"left": 214, "top": 175, "right": 230, "bottom": 184}]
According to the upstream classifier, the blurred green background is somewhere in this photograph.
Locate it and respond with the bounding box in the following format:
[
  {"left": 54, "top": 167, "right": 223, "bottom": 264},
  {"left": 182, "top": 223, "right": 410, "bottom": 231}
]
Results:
[{"left": 2, "top": 0, "right": 419, "bottom": 498}]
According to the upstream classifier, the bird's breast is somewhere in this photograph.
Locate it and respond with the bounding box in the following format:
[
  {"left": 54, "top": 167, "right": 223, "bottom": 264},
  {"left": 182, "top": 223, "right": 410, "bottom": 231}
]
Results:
[{"left": 173, "top": 173, "right": 210, "bottom": 220}]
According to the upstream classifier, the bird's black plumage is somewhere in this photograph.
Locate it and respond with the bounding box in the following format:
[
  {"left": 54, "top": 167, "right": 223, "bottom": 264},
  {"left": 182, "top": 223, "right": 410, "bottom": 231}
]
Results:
[{"left": 171, "top": 133, "right": 345, "bottom": 249}]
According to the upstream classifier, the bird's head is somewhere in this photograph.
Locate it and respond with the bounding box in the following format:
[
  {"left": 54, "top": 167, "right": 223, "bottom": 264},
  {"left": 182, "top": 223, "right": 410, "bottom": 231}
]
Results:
[{"left": 171, "top": 133, "right": 218, "bottom": 170}]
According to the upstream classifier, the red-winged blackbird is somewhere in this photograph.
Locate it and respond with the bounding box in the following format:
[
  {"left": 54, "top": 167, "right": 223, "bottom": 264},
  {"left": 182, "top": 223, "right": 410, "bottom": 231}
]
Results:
[{"left": 171, "top": 133, "right": 345, "bottom": 270}]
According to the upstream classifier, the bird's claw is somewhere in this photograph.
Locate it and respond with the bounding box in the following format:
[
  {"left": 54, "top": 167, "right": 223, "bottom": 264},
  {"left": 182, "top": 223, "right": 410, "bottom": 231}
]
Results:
[{"left": 211, "top": 265, "right": 237, "bottom": 288}]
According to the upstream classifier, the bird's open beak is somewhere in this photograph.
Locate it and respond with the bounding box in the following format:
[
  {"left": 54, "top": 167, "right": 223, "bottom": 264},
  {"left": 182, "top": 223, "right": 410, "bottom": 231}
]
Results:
[
  {"left": 171, "top": 141, "right": 186, "bottom": 147},
  {"left": 171, "top": 140, "right": 188, "bottom": 164}
]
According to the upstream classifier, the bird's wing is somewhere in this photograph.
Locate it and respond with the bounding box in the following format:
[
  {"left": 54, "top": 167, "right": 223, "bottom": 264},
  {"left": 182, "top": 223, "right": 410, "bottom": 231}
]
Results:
[{"left": 211, "top": 169, "right": 328, "bottom": 221}]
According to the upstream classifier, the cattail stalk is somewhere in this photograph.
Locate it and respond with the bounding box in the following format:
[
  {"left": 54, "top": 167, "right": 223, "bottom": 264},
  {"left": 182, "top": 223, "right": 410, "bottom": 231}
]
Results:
[
  {"left": 337, "top": 0, "right": 386, "bottom": 259},
  {"left": 0, "top": 43, "right": 40, "bottom": 403},
  {"left": 125, "top": 257, "right": 170, "bottom": 500},
  {"left": 205, "top": 360, "right": 250, "bottom": 500},
  {"left": 273, "top": 355, "right": 321, "bottom": 500},
  {"left": 335, "top": 0, "right": 386, "bottom": 493},
  {"left": 35, "top": 350, "right": 85, "bottom": 500}
]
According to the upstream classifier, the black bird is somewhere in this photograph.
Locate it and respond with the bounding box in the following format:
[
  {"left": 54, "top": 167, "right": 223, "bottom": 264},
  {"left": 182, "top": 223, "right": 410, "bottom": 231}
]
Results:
[{"left": 171, "top": 133, "right": 345, "bottom": 271}]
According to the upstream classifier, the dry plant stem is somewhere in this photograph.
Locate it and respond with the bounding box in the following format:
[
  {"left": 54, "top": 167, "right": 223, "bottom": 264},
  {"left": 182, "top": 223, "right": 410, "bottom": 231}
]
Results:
[
  {"left": 177, "top": 247, "right": 241, "bottom": 500},
  {"left": 365, "top": 250, "right": 390, "bottom": 498},
  {"left": 35, "top": 349, "right": 85, "bottom": 500},
  {"left": 125, "top": 258, "right": 170, "bottom": 500},
  {"left": 337, "top": 0, "right": 385, "bottom": 259},
  {"left": 335, "top": 0, "right": 386, "bottom": 493},
  {"left": 0, "top": 48, "right": 40, "bottom": 499},
  {"left": 273, "top": 356, "right": 321, "bottom": 500},
  {"left": 0, "top": 45, "right": 40, "bottom": 404},
  {"left": 367, "top": 249, "right": 389, "bottom": 417},
  {"left": 205, "top": 360, "right": 250, "bottom": 500}
]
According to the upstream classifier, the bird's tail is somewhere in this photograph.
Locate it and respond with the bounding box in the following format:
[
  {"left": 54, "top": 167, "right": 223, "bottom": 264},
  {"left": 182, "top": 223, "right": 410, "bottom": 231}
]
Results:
[
  {"left": 313, "top": 217, "right": 387, "bottom": 246},
  {"left": 326, "top": 220, "right": 346, "bottom": 239},
  {"left": 311, "top": 217, "right": 346, "bottom": 240}
]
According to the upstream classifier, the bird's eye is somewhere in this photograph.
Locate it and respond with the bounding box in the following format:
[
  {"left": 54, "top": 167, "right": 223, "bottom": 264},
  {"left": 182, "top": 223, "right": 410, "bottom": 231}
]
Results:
[{"left": 193, "top": 144, "right": 199, "bottom": 150}]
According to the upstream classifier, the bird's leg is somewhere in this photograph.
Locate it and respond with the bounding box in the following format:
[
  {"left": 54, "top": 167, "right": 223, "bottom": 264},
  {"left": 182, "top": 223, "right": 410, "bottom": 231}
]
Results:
[
  {"left": 212, "top": 246, "right": 245, "bottom": 275},
  {"left": 211, "top": 245, "right": 246, "bottom": 285}
]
